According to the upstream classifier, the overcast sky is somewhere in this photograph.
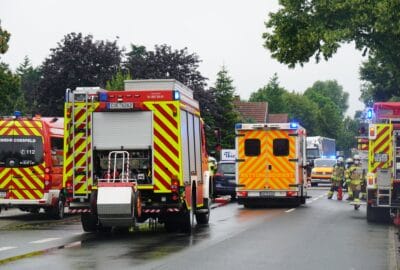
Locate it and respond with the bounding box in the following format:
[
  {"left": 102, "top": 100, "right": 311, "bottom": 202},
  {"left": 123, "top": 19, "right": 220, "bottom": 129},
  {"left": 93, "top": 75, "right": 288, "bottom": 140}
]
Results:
[{"left": 0, "top": 0, "right": 365, "bottom": 116}]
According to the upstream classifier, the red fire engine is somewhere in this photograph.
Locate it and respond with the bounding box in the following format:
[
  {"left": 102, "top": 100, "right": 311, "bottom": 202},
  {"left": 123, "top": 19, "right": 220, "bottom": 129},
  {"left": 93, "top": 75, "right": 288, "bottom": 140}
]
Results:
[
  {"left": 0, "top": 112, "right": 65, "bottom": 219},
  {"left": 63, "top": 80, "right": 212, "bottom": 232}
]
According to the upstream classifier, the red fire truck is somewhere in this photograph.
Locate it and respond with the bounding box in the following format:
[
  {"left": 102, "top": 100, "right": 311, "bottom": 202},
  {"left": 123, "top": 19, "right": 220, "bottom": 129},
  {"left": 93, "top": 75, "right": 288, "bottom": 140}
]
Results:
[
  {"left": 0, "top": 113, "right": 65, "bottom": 219},
  {"left": 63, "top": 80, "right": 212, "bottom": 232}
]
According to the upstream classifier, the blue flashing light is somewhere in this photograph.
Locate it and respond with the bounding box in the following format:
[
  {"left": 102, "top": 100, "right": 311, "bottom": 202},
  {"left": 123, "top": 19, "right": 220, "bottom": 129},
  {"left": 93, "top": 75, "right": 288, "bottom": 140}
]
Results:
[
  {"left": 14, "top": 111, "right": 22, "bottom": 118},
  {"left": 235, "top": 123, "right": 242, "bottom": 129},
  {"left": 99, "top": 92, "right": 108, "bottom": 102},
  {"left": 367, "top": 108, "right": 373, "bottom": 119},
  {"left": 290, "top": 122, "right": 298, "bottom": 129},
  {"left": 329, "top": 155, "right": 336, "bottom": 159},
  {"left": 173, "top": 91, "right": 180, "bottom": 100}
]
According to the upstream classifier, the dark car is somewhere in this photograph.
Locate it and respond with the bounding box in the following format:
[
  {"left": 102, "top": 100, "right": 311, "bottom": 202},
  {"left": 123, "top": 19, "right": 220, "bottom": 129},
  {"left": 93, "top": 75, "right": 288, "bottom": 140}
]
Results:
[{"left": 213, "top": 161, "right": 236, "bottom": 199}]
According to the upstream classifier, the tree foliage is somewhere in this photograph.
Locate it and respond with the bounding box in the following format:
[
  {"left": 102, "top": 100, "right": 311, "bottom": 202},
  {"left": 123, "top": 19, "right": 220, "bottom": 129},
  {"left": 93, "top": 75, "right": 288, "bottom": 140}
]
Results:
[
  {"left": 249, "top": 73, "right": 287, "bottom": 113},
  {"left": 0, "top": 22, "right": 10, "bottom": 55},
  {"left": 106, "top": 69, "right": 131, "bottom": 90},
  {"left": 304, "top": 80, "right": 348, "bottom": 116},
  {"left": 124, "top": 44, "right": 219, "bottom": 152},
  {"left": 16, "top": 57, "right": 41, "bottom": 115},
  {"left": 37, "top": 32, "right": 122, "bottom": 116},
  {"left": 263, "top": 1, "right": 400, "bottom": 69},
  {"left": 359, "top": 54, "right": 400, "bottom": 105},
  {"left": 0, "top": 63, "right": 24, "bottom": 114},
  {"left": 211, "top": 66, "right": 241, "bottom": 149}
]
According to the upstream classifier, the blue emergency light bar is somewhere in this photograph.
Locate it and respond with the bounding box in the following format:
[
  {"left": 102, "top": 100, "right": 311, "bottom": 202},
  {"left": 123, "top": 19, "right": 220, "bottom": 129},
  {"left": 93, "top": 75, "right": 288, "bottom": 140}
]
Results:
[
  {"left": 99, "top": 92, "right": 108, "bottom": 102},
  {"left": 367, "top": 108, "right": 373, "bottom": 119},
  {"left": 289, "top": 122, "right": 298, "bottom": 129},
  {"left": 14, "top": 111, "right": 22, "bottom": 118}
]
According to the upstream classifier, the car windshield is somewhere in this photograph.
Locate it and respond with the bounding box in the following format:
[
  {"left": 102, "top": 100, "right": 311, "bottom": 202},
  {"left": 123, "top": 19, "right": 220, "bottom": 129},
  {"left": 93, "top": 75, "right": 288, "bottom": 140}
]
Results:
[
  {"left": 314, "top": 159, "right": 336, "bottom": 167},
  {"left": 306, "top": 148, "right": 319, "bottom": 158},
  {"left": 218, "top": 163, "right": 235, "bottom": 174},
  {"left": 0, "top": 136, "right": 44, "bottom": 167}
]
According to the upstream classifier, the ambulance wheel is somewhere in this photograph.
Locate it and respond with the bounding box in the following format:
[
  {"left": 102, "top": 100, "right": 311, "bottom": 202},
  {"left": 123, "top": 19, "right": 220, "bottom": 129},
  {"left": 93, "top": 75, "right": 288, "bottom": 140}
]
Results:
[{"left": 81, "top": 212, "right": 98, "bottom": 232}]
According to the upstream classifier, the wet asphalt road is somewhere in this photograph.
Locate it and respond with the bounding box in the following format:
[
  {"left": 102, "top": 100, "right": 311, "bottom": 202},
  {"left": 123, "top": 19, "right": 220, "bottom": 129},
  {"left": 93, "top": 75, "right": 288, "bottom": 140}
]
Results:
[{"left": 0, "top": 189, "right": 396, "bottom": 270}]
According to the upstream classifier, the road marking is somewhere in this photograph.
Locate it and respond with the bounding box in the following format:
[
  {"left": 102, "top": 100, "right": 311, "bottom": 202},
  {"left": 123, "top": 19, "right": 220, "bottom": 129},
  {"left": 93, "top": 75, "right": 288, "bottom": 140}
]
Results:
[
  {"left": 285, "top": 208, "right": 295, "bottom": 213},
  {"left": 318, "top": 195, "right": 324, "bottom": 199},
  {"left": 29, "top": 238, "right": 61, "bottom": 244},
  {"left": 312, "top": 198, "right": 319, "bottom": 201},
  {"left": 0, "top": 247, "right": 17, "bottom": 252},
  {"left": 307, "top": 200, "right": 313, "bottom": 204}
]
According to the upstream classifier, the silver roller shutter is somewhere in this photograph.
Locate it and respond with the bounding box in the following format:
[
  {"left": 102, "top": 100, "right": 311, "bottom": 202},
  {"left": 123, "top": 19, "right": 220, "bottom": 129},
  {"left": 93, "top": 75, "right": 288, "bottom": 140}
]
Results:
[{"left": 92, "top": 112, "right": 152, "bottom": 150}]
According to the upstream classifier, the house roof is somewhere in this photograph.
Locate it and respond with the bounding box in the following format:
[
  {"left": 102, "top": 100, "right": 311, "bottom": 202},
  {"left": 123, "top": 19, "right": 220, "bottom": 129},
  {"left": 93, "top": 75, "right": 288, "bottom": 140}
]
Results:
[
  {"left": 233, "top": 100, "right": 268, "bottom": 123},
  {"left": 268, "top": 113, "right": 289, "bottom": 123}
]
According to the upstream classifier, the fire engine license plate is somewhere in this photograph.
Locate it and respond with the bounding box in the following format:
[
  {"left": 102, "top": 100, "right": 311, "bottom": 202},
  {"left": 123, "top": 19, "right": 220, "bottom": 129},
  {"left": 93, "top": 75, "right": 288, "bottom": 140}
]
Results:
[
  {"left": 260, "top": 191, "right": 275, "bottom": 197},
  {"left": 108, "top": 102, "right": 133, "bottom": 110},
  {"left": 0, "top": 191, "right": 6, "bottom": 198}
]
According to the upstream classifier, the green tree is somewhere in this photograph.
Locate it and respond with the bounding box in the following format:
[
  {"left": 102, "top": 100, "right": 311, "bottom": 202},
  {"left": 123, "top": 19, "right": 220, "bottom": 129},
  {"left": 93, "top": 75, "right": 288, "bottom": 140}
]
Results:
[
  {"left": 211, "top": 66, "right": 241, "bottom": 149},
  {"left": 0, "top": 63, "right": 25, "bottom": 114},
  {"left": 337, "top": 116, "right": 358, "bottom": 157},
  {"left": 249, "top": 73, "right": 287, "bottom": 113},
  {"left": 359, "top": 55, "right": 400, "bottom": 105},
  {"left": 37, "top": 32, "right": 122, "bottom": 116},
  {"left": 263, "top": 1, "right": 400, "bottom": 68},
  {"left": 16, "top": 56, "right": 41, "bottom": 114},
  {"left": 282, "top": 92, "right": 319, "bottom": 135},
  {"left": 304, "top": 80, "right": 348, "bottom": 116},
  {"left": 0, "top": 21, "right": 10, "bottom": 55},
  {"left": 106, "top": 69, "right": 132, "bottom": 90}
]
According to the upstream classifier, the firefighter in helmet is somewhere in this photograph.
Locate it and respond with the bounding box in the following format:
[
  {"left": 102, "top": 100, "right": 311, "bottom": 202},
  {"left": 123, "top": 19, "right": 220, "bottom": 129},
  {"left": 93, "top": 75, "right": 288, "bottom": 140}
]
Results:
[
  {"left": 345, "top": 157, "right": 354, "bottom": 200},
  {"left": 328, "top": 157, "right": 345, "bottom": 200},
  {"left": 346, "top": 154, "right": 365, "bottom": 209}
]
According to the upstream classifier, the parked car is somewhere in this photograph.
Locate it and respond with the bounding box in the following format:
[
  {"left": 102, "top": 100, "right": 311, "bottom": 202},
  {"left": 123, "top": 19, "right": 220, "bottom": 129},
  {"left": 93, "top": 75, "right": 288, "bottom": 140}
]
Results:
[
  {"left": 213, "top": 160, "right": 236, "bottom": 199},
  {"left": 310, "top": 158, "right": 337, "bottom": 187}
]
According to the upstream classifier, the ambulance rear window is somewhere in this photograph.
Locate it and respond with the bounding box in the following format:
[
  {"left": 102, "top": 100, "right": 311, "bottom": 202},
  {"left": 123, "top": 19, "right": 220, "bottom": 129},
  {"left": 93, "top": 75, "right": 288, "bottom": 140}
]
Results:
[
  {"left": 273, "top": 138, "right": 289, "bottom": 156},
  {"left": 244, "top": 139, "right": 260, "bottom": 156}
]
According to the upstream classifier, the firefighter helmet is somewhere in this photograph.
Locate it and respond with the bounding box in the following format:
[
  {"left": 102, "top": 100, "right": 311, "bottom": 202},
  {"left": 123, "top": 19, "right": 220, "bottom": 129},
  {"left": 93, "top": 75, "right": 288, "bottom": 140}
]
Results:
[{"left": 337, "top": 157, "right": 344, "bottom": 165}]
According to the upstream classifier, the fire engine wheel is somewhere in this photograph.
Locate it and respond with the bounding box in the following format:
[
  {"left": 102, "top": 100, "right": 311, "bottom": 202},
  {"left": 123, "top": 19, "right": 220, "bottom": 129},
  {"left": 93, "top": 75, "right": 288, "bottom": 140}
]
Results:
[
  {"left": 367, "top": 205, "right": 391, "bottom": 223},
  {"left": 195, "top": 200, "right": 210, "bottom": 225},
  {"left": 81, "top": 212, "right": 99, "bottom": 232},
  {"left": 133, "top": 191, "right": 142, "bottom": 219},
  {"left": 46, "top": 194, "right": 65, "bottom": 220},
  {"left": 180, "top": 194, "right": 196, "bottom": 233}
]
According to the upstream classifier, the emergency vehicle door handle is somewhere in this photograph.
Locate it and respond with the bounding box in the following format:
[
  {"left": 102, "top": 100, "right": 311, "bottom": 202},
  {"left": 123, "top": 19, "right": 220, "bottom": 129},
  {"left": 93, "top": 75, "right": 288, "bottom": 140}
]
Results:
[{"left": 268, "top": 165, "right": 272, "bottom": 170}]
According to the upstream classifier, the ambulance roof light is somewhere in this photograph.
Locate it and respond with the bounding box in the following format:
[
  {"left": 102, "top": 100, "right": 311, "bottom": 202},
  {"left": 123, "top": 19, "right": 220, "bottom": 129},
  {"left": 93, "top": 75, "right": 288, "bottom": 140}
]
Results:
[
  {"left": 290, "top": 122, "right": 298, "bottom": 129},
  {"left": 235, "top": 123, "right": 242, "bottom": 129}
]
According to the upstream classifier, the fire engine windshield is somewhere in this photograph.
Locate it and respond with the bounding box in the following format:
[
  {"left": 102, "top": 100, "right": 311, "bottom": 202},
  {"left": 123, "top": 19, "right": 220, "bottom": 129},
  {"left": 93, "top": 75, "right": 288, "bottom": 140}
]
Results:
[
  {"left": 0, "top": 136, "right": 44, "bottom": 167},
  {"left": 306, "top": 148, "right": 319, "bottom": 158}
]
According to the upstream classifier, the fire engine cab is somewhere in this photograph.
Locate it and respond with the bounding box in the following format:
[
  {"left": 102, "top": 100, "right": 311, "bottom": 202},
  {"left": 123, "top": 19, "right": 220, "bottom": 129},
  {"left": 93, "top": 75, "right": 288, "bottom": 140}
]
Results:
[{"left": 63, "top": 79, "right": 212, "bottom": 232}]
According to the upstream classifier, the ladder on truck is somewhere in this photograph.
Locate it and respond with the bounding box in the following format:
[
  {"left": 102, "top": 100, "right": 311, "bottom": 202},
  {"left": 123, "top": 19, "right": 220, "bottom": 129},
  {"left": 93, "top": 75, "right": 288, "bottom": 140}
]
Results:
[{"left": 68, "top": 89, "right": 92, "bottom": 199}]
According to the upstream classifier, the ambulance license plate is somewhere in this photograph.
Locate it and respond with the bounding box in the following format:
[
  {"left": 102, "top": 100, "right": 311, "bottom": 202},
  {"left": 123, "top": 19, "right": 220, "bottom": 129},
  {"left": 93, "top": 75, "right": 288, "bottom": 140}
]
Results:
[
  {"left": 108, "top": 102, "right": 133, "bottom": 110},
  {"left": 0, "top": 190, "right": 6, "bottom": 198},
  {"left": 260, "top": 191, "right": 275, "bottom": 197}
]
